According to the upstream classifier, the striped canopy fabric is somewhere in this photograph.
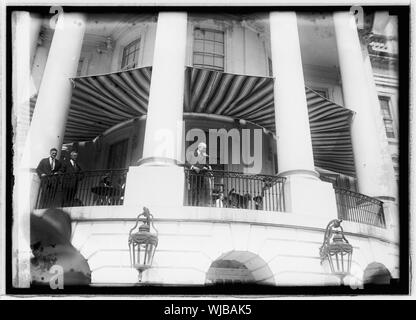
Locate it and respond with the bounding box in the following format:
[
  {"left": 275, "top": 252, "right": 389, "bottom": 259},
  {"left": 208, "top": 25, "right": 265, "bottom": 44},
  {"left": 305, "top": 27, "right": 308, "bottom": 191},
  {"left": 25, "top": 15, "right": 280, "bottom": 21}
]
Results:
[
  {"left": 184, "top": 67, "right": 355, "bottom": 177},
  {"left": 66, "top": 67, "right": 152, "bottom": 142},
  {"left": 29, "top": 66, "right": 355, "bottom": 176},
  {"left": 30, "top": 67, "right": 152, "bottom": 142},
  {"left": 184, "top": 67, "right": 276, "bottom": 131},
  {"left": 305, "top": 87, "right": 355, "bottom": 177}
]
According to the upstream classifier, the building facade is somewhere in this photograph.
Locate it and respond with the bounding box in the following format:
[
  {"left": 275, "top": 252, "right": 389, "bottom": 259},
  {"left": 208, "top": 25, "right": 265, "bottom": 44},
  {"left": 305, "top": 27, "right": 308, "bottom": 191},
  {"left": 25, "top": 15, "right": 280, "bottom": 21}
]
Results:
[{"left": 12, "top": 10, "right": 399, "bottom": 287}]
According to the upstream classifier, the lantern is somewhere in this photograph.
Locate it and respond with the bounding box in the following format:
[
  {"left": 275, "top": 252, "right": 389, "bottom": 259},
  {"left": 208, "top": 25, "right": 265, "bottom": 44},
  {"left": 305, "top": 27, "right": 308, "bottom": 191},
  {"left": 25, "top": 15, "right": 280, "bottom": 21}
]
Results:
[
  {"left": 128, "top": 207, "right": 158, "bottom": 282},
  {"left": 319, "top": 219, "right": 353, "bottom": 283}
]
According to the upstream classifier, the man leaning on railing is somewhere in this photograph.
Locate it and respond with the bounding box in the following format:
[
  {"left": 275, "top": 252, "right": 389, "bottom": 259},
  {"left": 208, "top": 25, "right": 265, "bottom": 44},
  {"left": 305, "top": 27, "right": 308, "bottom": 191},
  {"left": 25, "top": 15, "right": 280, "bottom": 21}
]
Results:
[{"left": 36, "top": 147, "right": 63, "bottom": 208}]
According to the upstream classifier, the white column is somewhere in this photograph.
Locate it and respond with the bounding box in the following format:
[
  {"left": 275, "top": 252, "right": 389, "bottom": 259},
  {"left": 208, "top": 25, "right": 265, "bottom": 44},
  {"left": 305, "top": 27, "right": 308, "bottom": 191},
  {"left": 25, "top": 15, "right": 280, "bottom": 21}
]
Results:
[
  {"left": 13, "top": 13, "right": 86, "bottom": 288},
  {"left": 141, "top": 12, "right": 187, "bottom": 164},
  {"left": 13, "top": 12, "right": 32, "bottom": 163},
  {"left": 269, "top": 12, "right": 337, "bottom": 220},
  {"left": 361, "top": 32, "right": 398, "bottom": 232},
  {"left": 12, "top": 11, "right": 34, "bottom": 288},
  {"left": 124, "top": 12, "right": 187, "bottom": 211},
  {"left": 361, "top": 39, "right": 397, "bottom": 199},
  {"left": 334, "top": 12, "right": 392, "bottom": 198},
  {"left": 21, "top": 13, "right": 86, "bottom": 169},
  {"left": 14, "top": 14, "right": 43, "bottom": 164},
  {"left": 269, "top": 11, "right": 317, "bottom": 177}
]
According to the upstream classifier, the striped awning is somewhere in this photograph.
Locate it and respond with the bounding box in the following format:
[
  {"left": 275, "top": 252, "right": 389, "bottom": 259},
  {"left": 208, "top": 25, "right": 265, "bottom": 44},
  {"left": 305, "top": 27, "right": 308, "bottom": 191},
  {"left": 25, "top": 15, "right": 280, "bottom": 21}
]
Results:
[
  {"left": 306, "top": 87, "right": 355, "bottom": 176},
  {"left": 66, "top": 67, "right": 152, "bottom": 142},
  {"left": 29, "top": 66, "right": 355, "bottom": 176},
  {"left": 184, "top": 67, "right": 355, "bottom": 176},
  {"left": 184, "top": 67, "right": 276, "bottom": 131}
]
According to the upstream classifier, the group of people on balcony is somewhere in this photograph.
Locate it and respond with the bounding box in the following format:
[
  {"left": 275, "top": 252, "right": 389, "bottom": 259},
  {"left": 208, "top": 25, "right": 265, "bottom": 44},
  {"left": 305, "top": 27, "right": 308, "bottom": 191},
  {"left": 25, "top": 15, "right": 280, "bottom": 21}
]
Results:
[
  {"left": 36, "top": 148, "right": 83, "bottom": 207},
  {"left": 36, "top": 147, "right": 127, "bottom": 208}
]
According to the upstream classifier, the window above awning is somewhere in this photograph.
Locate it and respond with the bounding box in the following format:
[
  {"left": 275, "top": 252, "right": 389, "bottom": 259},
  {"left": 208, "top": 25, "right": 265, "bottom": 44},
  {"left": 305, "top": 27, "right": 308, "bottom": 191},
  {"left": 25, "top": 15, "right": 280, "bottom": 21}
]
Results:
[{"left": 30, "top": 66, "right": 355, "bottom": 176}]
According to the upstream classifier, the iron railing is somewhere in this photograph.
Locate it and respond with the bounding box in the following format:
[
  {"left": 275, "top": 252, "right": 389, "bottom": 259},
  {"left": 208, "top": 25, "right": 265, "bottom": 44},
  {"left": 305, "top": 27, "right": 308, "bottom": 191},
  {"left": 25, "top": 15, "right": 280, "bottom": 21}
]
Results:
[
  {"left": 35, "top": 169, "right": 128, "bottom": 209},
  {"left": 334, "top": 188, "right": 386, "bottom": 228},
  {"left": 184, "top": 169, "right": 285, "bottom": 211}
]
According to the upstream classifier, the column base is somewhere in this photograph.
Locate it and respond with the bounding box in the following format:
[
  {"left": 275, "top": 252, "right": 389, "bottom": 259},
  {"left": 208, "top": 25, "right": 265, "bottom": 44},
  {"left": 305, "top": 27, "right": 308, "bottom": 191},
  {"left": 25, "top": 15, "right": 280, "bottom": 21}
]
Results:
[
  {"left": 283, "top": 174, "right": 338, "bottom": 220},
  {"left": 123, "top": 164, "right": 185, "bottom": 212},
  {"left": 278, "top": 169, "right": 320, "bottom": 180},
  {"left": 137, "top": 157, "right": 182, "bottom": 166}
]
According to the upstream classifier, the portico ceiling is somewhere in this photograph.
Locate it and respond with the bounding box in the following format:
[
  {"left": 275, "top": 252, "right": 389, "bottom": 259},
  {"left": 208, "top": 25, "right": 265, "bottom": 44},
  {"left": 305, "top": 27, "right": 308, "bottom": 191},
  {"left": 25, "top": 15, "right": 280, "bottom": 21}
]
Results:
[
  {"left": 30, "top": 66, "right": 355, "bottom": 176},
  {"left": 297, "top": 12, "right": 340, "bottom": 68}
]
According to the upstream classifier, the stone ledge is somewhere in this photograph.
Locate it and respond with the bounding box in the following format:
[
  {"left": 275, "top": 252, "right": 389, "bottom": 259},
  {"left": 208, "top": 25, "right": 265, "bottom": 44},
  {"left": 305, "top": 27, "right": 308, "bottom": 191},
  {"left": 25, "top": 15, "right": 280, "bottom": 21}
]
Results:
[{"left": 35, "top": 205, "right": 398, "bottom": 245}]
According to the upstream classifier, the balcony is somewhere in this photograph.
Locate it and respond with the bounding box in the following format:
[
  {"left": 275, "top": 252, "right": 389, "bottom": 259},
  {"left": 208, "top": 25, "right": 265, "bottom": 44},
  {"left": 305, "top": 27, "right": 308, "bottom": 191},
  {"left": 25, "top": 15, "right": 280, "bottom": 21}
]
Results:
[
  {"left": 334, "top": 188, "right": 386, "bottom": 228},
  {"left": 319, "top": 172, "right": 386, "bottom": 228},
  {"left": 34, "top": 166, "right": 385, "bottom": 229},
  {"left": 184, "top": 169, "right": 286, "bottom": 211},
  {"left": 35, "top": 169, "right": 128, "bottom": 209}
]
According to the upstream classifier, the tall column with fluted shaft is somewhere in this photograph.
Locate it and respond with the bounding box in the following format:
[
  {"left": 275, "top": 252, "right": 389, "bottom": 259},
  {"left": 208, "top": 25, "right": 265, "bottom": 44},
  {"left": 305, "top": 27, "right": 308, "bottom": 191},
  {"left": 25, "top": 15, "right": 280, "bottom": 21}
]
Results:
[
  {"left": 269, "top": 11, "right": 337, "bottom": 219},
  {"left": 21, "top": 13, "right": 86, "bottom": 169},
  {"left": 123, "top": 12, "right": 187, "bottom": 211},
  {"left": 333, "top": 12, "right": 393, "bottom": 198}
]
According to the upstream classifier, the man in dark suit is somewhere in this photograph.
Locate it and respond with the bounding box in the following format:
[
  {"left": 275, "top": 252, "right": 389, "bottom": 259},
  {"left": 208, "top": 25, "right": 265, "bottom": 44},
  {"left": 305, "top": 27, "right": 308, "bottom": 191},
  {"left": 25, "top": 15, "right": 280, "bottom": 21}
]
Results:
[
  {"left": 62, "top": 150, "right": 83, "bottom": 206},
  {"left": 36, "top": 148, "right": 63, "bottom": 208},
  {"left": 187, "top": 142, "right": 213, "bottom": 206},
  {"left": 36, "top": 148, "right": 62, "bottom": 177}
]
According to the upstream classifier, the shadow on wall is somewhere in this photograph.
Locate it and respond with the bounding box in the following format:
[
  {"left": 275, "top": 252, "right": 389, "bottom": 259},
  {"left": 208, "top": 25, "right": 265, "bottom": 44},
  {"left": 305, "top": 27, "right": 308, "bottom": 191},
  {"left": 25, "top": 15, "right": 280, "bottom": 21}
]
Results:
[
  {"left": 205, "top": 250, "right": 275, "bottom": 285},
  {"left": 30, "top": 208, "right": 91, "bottom": 286}
]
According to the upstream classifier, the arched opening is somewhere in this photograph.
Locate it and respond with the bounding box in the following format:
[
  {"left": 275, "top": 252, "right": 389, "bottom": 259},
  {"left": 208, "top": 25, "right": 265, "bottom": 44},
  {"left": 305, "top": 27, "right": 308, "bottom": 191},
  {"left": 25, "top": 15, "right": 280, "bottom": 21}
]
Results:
[
  {"left": 363, "top": 262, "right": 392, "bottom": 285},
  {"left": 205, "top": 250, "right": 275, "bottom": 285}
]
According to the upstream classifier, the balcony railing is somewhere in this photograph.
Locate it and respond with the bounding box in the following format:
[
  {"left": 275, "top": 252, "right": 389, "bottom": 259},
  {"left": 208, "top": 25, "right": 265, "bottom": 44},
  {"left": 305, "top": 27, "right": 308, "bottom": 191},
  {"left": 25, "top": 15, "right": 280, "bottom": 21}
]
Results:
[
  {"left": 184, "top": 169, "right": 285, "bottom": 211},
  {"left": 35, "top": 169, "right": 128, "bottom": 209},
  {"left": 334, "top": 188, "right": 386, "bottom": 228}
]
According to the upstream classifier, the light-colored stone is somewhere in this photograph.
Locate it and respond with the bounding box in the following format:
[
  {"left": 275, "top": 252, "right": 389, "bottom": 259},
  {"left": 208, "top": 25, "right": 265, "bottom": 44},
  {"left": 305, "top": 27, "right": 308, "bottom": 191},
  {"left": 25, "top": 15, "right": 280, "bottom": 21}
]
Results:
[
  {"left": 92, "top": 266, "right": 138, "bottom": 284},
  {"left": 284, "top": 176, "right": 338, "bottom": 219},
  {"left": 123, "top": 165, "right": 185, "bottom": 210},
  {"left": 230, "top": 223, "right": 251, "bottom": 252}
]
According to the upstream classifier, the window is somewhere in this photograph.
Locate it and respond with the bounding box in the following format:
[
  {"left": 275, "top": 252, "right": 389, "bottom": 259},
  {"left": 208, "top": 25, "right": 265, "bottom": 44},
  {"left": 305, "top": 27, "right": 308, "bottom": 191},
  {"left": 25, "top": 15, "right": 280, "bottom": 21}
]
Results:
[
  {"left": 193, "top": 28, "right": 225, "bottom": 71},
  {"left": 379, "top": 96, "right": 395, "bottom": 138},
  {"left": 121, "top": 38, "right": 140, "bottom": 70}
]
